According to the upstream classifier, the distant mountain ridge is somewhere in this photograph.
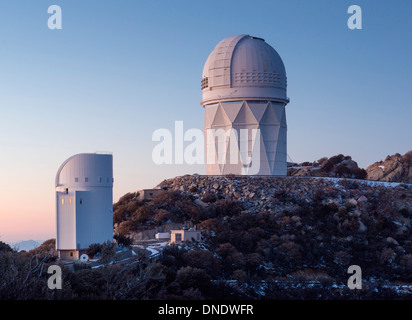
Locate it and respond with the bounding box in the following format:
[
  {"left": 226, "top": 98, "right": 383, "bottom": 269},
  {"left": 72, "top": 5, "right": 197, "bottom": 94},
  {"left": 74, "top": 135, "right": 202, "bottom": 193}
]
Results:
[{"left": 8, "top": 240, "right": 43, "bottom": 252}]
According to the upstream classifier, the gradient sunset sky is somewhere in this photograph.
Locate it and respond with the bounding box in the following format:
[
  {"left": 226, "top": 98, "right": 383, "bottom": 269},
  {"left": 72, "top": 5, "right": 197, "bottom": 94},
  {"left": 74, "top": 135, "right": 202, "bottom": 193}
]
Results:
[{"left": 0, "top": 0, "right": 411, "bottom": 242}]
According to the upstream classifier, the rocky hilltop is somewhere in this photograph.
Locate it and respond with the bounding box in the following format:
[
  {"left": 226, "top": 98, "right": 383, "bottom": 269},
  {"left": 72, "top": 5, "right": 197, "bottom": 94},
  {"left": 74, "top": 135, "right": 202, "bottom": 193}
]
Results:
[
  {"left": 287, "top": 151, "right": 412, "bottom": 184},
  {"left": 110, "top": 174, "right": 412, "bottom": 299},
  {"left": 366, "top": 151, "right": 412, "bottom": 183},
  {"left": 287, "top": 154, "right": 367, "bottom": 179},
  {"left": 155, "top": 175, "right": 411, "bottom": 219}
]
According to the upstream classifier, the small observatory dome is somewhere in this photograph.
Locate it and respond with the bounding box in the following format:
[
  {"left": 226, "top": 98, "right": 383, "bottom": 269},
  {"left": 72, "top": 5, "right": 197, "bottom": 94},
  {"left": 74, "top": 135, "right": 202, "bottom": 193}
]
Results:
[
  {"left": 201, "top": 34, "right": 288, "bottom": 106},
  {"left": 55, "top": 153, "right": 113, "bottom": 189}
]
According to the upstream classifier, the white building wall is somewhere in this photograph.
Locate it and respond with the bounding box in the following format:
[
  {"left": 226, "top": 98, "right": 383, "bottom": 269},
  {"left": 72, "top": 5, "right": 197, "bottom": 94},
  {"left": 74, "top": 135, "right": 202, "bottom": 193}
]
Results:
[
  {"left": 75, "top": 189, "right": 113, "bottom": 249},
  {"left": 56, "top": 193, "right": 76, "bottom": 250}
]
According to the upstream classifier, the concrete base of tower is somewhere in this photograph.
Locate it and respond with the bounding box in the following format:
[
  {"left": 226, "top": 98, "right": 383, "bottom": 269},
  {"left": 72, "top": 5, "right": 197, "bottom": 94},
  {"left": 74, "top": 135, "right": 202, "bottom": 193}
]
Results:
[
  {"left": 204, "top": 100, "right": 287, "bottom": 176},
  {"left": 58, "top": 249, "right": 79, "bottom": 261}
]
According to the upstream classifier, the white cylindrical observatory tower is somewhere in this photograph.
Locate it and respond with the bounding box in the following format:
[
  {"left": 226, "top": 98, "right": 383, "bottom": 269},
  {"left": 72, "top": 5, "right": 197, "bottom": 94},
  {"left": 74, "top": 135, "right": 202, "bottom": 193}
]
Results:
[
  {"left": 55, "top": 153, "right": 113, "bottom": 260},
  {"left": 201, "top": 35, "right": 289, "bottom": 175}
]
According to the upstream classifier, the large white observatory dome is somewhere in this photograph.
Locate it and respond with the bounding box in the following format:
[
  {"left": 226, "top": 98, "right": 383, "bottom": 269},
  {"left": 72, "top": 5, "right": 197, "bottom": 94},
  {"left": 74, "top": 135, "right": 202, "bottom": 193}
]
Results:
[{"left": 201, "top": 34, "right": 288, "bottom": 106}]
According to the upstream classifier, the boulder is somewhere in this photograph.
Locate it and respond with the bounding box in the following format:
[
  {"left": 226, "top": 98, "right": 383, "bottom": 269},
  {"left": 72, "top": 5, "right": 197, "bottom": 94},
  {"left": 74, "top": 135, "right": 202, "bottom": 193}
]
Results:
[
  {"left": 386, "top": 237, "right": 399, "bottom": 246},
  {"left": 357, "top": 195, "right": 368, "bottom": 203},
  {"left": 358, "top": 220, "right": 367, "bottom": 233}
]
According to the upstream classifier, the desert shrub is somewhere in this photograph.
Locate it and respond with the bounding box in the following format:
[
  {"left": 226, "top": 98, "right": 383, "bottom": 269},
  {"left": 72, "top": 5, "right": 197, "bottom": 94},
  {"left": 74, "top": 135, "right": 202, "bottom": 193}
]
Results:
[
  {"left": 159, "top": 244, "right": 187, "bottom": 271},
  {"left": 85, "top": 243, "right": 102, "bottom": 258},
  {"left": 114, "top": 234, "right": 132, "bottom": 247},
  {"left": 182, "top": 249, "right": 221, "bottom": 277},
  {"left": 231, "top": 269, "right": 248, "bottom": 282},
  {"left": 154, "top": 209, "right": 170, "bottom": 224},
  {"left": 313, "top": 189, "right": 326, "bottom": 202},
  {"left": 354, "top": 168, "right": 367, "bottom": 179},
  {"left": 118, "top": 220, "right": 135, "bottom": 235},
  {"left": 335, "top": 164, "right": 351, "bottom": 177},
  {"left": 175, "top": 266, "right": 212, "bottom": 293},
  {"left": 380, "top": 247, "right": 396, "bottom": 264},
  {"left": 400, "top": 254, "right": 412, "bottom": 268},
  {"left": 291, "top": 268, "right": 333, "bottom": 283},
  {"left": 131, "top": 205, "right": 154, "bottom": 224},
  {"left": 113, "top": 192, "right": 142, "bottom": 224},
  {"left": 320, "top": 160, "right": 334, "bottom": 173},
  {"left": 71, "top": 269, "right": 105, "bottom": 298},
  {"left": 0, "top": 241, "right": 13, "bottom": 253},
  {"left": 213, "top": 198, "right": 243, "bottom": 217},
  {"left": 340, "top": 218, "right": 360, "bottom": 233},
  {"left": 317, "top": 157, "right": 328, "bottom": 166},
  {"left": 151, "top": 190, "right": 182, "bottom": 207},
  {"left": 216, "top": 243, "right": 245, "bottom": 275},
  {"left": 27, "top": 239, "right": 57, "bottom": 261},
  {"left": 329, "top": 154, "right": 345, "bottom": 165},
  {"left": 334, "top": 250, "right": 351, "bottom": 266},
  {"left": 99, "top": 241, "right": 117, "bottom": 263},
  {"left": 197, "top": 218, "right": 218, "bottom": 231},
  {"left": 201, "top": 192, "right": 217, "bottom": 203},
  {"left": 116, "top": 192, "right": 137, "bottom": 205},
  {"left": 245, "top": 252, "right": 264, "bottom": 275},
  {"left": 151, "top": 190, "right": 201, "bottom": 223},
  {"left": 277, "top": 241, "right": 303, "bottom": 266}
]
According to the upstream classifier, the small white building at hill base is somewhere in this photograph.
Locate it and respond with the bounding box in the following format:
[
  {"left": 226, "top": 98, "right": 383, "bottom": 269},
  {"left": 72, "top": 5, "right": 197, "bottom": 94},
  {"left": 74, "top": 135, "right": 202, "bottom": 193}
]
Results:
[{"left": 170, "top": 228, "right": 202, "bottom": 243}]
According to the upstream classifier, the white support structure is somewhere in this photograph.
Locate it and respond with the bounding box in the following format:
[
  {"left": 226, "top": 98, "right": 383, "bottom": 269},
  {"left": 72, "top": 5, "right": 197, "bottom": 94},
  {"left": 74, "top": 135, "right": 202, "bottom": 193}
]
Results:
[
  {"left": 55, "top": 153, "right": 113, "bottom": 260},
  {"left": 201, "top": 35, "right": 289, "bottom": 176}
]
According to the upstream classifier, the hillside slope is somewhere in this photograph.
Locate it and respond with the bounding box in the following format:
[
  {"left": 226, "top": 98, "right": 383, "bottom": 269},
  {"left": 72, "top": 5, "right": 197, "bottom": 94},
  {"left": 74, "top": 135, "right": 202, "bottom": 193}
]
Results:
[{"left": 114, "top": 175, "right": 412, "bottom": 298}]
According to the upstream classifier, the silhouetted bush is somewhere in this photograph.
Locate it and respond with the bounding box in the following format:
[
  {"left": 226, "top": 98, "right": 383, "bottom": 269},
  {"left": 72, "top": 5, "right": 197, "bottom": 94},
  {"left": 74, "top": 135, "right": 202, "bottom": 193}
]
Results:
[
  {"left": 114, "top": 234, "right": 132, "bottom": 247},
  {"left": 0, "top": 241, "right": 13, "bottom": 253},
  {"left": 213, "top": 198, "right": 243, "bottom": 217},
  {"left": 85, "top": 243, "right": 102, "bottom": 258},
  {"left": 175, "top": 266, "right": 212, "bottom": 294},
  {"left": 201, "top": 192, "right": 217, "bottom": 203}
]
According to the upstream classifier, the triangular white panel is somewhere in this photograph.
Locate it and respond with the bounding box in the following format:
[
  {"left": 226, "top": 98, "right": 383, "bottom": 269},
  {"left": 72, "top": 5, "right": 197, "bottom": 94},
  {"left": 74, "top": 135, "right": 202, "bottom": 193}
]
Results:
[
  {"left": 270, "top": 102, "right": 285, "bottom": 125},
  {"left": 260, "top": 125, "right": 280, "bottom": 142},
  {"left": 256, "top": 134, "right": 270, "bottom": 175},
  {"left": 281, "top": 108, "right": 287, "bottom": 127},
  {"left": 204, "top": 105, "right": 219, "bottom": 128},
  {"left": 247, "top": 101, "right": 269, "bottom": 122},
  {"left": 234, "top": 102, "right": 257, "bottom": 125},
  {"left": 221, "top": 102, "right": 243, "bottom": 123},
  {"left": 213, "top": 104, "right": 232, "bottom": 127},
  {"left": 260, "top": 103, "right": 279, "bottom": 125}
]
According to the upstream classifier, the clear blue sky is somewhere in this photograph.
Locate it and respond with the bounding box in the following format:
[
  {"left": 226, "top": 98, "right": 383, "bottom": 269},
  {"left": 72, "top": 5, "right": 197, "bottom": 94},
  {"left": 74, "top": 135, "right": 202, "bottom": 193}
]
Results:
[{"left": 0, "top": 0, "right": 411, "bottom": 242}]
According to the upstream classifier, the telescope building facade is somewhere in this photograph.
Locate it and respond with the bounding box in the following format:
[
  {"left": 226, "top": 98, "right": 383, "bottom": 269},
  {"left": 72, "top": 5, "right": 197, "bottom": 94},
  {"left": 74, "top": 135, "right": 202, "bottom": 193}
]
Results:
[{"left": 55, "top": 153, "right": 113, "bottom": 260}]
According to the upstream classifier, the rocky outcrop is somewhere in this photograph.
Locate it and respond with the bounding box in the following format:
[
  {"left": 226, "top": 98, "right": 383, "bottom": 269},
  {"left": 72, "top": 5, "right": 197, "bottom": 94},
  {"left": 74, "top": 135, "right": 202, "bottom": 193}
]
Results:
[
  {"left": 155, "top": 174, "right": 412, "bottom": 217},
  {"left": 366, "top": 151, "right": 412, "bottom": 183},
  {"left": 287, "top": 154, "right": 367, "bottom": 179}
]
